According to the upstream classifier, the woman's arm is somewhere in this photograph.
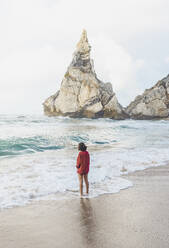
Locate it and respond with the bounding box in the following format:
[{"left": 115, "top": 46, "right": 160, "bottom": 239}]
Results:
[{"left": 76, "top": 153, "right": 81, "bottom": 168}]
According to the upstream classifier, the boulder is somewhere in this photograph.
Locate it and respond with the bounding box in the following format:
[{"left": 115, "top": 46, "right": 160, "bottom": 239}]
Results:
[{"left": 126, "top": 75, "right": 169, "bottom": 119}]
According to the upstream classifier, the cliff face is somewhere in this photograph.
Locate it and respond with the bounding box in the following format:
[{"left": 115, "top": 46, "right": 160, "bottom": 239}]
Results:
[
  {"left": 43, "top": 30, "right": 127, "bottom": 119},
  {"left": 126, "top": 75, "right": 169, "bottom": 119}
]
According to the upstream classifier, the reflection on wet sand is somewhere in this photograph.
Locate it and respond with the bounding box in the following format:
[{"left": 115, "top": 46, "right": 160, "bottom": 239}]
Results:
[{"left": 78, "top": 198, "right": 97, "bottom": 247}]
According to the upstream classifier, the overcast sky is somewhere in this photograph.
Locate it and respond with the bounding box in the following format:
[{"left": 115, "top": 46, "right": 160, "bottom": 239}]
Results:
[{"left": 0, "top": 0, "right": 169, "bottom": 115}]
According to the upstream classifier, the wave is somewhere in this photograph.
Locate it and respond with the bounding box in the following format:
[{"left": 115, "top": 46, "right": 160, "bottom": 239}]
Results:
[
  {"left": 0, "top": 136, "right": 64, "bottom": 157},
  {"left": 0, "top": 116, "right": 169, "bottom": 158}
]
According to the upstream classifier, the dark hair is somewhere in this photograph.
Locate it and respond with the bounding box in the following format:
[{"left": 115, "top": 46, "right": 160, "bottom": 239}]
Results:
[{"left": 78, "top": 142, "right": 87, "bottom": 151}]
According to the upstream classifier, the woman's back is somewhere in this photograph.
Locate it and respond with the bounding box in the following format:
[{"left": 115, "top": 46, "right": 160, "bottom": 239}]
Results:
[{"left": 77, "top": 150, "right": 90, "bottom": 175}]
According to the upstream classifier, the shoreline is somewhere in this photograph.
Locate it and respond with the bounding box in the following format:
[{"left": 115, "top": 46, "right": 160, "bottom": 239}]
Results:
[{"left": 0, "top": 164, "right": 169, "bottom": 247}]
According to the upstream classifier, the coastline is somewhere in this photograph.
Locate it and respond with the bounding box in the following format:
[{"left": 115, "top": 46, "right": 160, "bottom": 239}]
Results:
[{"left": 0, "top": 164, "right": 169, "bottom": 248}]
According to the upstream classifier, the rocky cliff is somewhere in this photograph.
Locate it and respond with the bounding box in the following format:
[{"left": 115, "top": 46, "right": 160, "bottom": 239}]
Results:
[
  {"left": 126, "top": 75, "right": 169, "bottom": 119},
  {"left": 43, "top": 30, "right": 127, "bottom": 119}
]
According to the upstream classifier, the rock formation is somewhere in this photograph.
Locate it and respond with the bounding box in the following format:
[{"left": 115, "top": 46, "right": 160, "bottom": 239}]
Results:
[
  {"left": 126, "top": 75, "right": 169, "bottom": 119},
  {"left": 43, "top": 30, "right": 126, "bottom": 119}
]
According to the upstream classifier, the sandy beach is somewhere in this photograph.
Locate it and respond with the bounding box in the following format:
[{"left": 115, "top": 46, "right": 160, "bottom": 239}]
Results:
[{"left": 0, "top": 165, "right": 169, "bottom": 248}]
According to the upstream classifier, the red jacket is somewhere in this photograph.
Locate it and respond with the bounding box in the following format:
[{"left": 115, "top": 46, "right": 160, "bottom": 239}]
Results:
[{"left": 76, "top": 151, "right": 90, "bottom": 175}]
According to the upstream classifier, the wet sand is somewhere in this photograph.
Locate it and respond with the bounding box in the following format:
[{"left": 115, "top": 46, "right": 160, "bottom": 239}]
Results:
[{"left": 0, "top": 165, "right": 169, "bottom": 248}]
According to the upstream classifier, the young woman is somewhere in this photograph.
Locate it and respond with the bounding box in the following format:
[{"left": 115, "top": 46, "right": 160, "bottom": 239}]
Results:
[{"left": 76, "top": 142, "right": 90, "bottom": 196}]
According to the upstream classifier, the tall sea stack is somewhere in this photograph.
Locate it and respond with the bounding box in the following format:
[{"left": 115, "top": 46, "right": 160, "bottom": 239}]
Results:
[{"left": 43, "top": 30, "right": 126, "bottom": 119}]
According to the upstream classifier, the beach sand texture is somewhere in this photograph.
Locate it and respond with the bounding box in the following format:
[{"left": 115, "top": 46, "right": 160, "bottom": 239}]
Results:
[{"left": 0, "top": 165, "right": 169, "bottom": 248}]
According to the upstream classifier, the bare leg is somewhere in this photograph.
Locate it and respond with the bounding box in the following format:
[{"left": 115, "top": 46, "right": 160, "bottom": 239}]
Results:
[
  {"left": 78, "top": 174, "right": 83, "bottom": 196},
  {"left": 84, "top": 174, "right": 89, "bottom": 194}
]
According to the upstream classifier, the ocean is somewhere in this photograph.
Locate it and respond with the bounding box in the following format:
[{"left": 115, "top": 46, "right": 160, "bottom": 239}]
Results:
[{"left": 0, "top": 114, "right": 169, "bottom": 209}]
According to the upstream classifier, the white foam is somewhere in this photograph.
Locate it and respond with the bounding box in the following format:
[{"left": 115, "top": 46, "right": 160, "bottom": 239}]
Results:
[{"left": 0, "top": 145, "right": 168, "bottom": 209}]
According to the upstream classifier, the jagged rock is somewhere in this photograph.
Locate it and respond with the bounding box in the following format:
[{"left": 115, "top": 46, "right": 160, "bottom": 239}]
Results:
[
  {"left": 43, "top": 30, "right": 127, "bottom": 119},
  {"left": 126, "top": 75, "right": 169, "bottom": 119}
]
